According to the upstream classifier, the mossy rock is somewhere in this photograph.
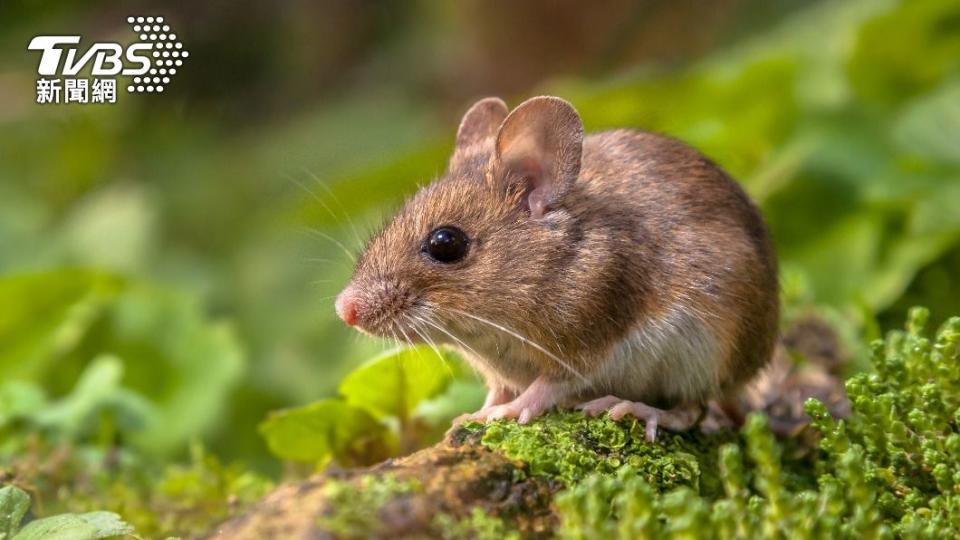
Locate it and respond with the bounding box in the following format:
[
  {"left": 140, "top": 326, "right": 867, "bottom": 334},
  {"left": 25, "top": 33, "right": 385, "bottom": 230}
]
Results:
[
  {"left": 212, "top": 413, "right": 740, "bottom": 540},
  {"left": 212, "top": 432, "right": 555, "bottom": 539}
]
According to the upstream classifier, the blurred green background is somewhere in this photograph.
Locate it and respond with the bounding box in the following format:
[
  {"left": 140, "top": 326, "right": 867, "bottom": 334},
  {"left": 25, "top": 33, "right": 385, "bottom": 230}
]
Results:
[{"left": 2, "top": 0, "right": 960, "bottom": 481}]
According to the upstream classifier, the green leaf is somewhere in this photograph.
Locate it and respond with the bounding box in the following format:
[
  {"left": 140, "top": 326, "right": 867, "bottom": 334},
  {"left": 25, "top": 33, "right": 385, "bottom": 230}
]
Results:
[
  {"left": 93, "top": 286, "right": 245, "bottom": 455},
  {"left": 893, "top": 80, "right": 960, "bottom": 166},
  {"left": 338, "top": 345, "right": 455, "bottom": 421},
  {"left": 786, "top": 212, "right": 883, "bottom": 307},
  {"left": 0, "top": 486, "right": 31, "bottom": 540},
  {"left": 32, "top": 355, "right": 154, "bottom": 438},
  {"left": 0, "top": 382, "right": 46, "bottom": 429},
  {"left": 12, "top": 511, "right": 134, "bottom": 540},
  {"left": 0, "top": 271, "right": 244, "bottom": 455},
  {"left": 0, "top": 270, "right": 123, "bottom": 382},
  {"left": 258, "top": 399, "right": 390, "bottom": 464},
  {"left": 863, "top": 230, "right": 960, "bottom": 310},
  {"left": 847, "top": 0, "right": 960, "bottom": 108},
  {"left": 414, "top": 379, "right": 486, "bottom": 426}
]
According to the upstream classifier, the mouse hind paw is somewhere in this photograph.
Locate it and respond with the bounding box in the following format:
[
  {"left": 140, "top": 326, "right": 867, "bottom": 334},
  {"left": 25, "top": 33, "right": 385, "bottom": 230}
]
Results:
[{"left": 576, "top": 396, "right": 702, "bottom": 442}]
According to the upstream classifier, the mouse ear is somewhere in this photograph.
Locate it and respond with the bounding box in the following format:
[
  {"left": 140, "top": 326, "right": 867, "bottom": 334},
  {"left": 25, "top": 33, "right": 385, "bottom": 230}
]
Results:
[
  {"left": 449, "top": 97, "right": 509, "bottom": 170},
  {"left": 493, "top": 96, "right": 583, "bottom": 219},
  {"left": 456, "top": 97, "right": 509, "bottom": 147}
]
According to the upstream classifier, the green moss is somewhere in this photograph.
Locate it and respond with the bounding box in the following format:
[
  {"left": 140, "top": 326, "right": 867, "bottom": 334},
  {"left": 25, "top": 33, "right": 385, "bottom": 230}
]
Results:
[
  {"left": 807, "top": 307, "right": 960, "bottom": 537},
  {"left": 548, "top": 307, "right": 960, "bottom": 539},
  {"left": 3, "top": 443, "right": 272, "bottom": 540},
  {"left": 460, "top": 412, "right": 735, "bottom": 495},
  {"left": 317, "top": 474, "right": 422, "bottom": 538},
  {"left": 432, "top": 508, "right": 522, "bottom": 540}
]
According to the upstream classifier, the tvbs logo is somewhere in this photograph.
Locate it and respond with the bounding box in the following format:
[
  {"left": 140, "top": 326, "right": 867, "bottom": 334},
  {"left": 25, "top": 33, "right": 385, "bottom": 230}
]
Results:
[{"left": 28, "top": 16, "right": 188, "bottom": 105}]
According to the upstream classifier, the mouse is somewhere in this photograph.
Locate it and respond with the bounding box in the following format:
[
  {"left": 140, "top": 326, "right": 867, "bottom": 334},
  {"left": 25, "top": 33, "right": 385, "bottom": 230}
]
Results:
[{"left": 334, "top": 96, "right": 779, "bottom": 441}]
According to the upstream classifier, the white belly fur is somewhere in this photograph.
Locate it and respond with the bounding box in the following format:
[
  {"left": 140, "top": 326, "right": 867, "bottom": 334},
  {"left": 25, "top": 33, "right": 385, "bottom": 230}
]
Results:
[{"left": 585, "top": 306, "right": 722, "bottom": 404}]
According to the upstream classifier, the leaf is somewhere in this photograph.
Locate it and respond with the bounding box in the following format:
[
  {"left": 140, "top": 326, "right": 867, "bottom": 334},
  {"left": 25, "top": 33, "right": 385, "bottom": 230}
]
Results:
[
  {"left": 0, "top": 270, "right": 123, "bottom": 382},
  {"left": 338, "top": 346, "right": 456, "bottom": 421},
  {"left": 33, "top": 355, "right": 122, "bottom": 427},
  {"left": 0, "top": 486, "right": 31, "bottom": 540},
  {"left": 0, "top": 271, "right": 244, "bottom": 455},
  {"left": 863, "top": 230, "right": 960, "bottom": 311},
  {"left": 893, "top": 80, "right": 960, "bottom": 166},
  {"left": 786, "top": 213, "right": 884, "bottom": 308},
  {"left": 0, "top": 382, "right": 46, "bottom": 429},
  {"left": 94, "top": 286, "right": 245, "bottom": 455},
  {"left": 258, "top": 399, "right": 391, "bottom": 464},
  {"left": 414, "top": 380, "right": 486, "bottom": 426},
  {"left": 847, "top": 0, "right": 960, "bottom": 108},
  {"left": 32, "top": 355, "right": 154, "bottom": 438},
  {"left": 12, "top": 511, "right": 134, "bottom": 540}
]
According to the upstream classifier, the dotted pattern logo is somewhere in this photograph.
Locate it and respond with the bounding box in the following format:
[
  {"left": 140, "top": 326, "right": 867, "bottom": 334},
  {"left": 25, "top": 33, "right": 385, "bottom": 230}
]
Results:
[{"left": 125, "top": 16, "right": 188, "bottom": 94}]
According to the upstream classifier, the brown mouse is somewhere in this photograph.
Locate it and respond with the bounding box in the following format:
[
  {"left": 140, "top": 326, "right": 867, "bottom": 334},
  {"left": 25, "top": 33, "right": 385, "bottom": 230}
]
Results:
[{"left": 335, "top": 96, "right": 778, "bottom": 441}]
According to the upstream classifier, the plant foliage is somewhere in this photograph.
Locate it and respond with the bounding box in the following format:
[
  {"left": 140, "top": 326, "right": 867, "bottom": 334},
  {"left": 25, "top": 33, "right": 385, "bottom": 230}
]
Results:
[
  {"left": 551, "top": 307, "right": 960, "bottom": 539},
  {"left": 259, "top": 345, "right": 472, "bottom": 466},
  {"left": 0, "top": 485, "right": 135, "bottom": 540}
]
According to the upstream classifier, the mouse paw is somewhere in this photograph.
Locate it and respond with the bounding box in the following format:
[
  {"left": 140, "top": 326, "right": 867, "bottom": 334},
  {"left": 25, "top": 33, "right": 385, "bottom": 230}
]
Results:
[
  {"left": 464, "top": 401, "right": 546, "bottom": 424},
  {"left": 448, "top": 397, "right": 532, "bottom": 428},
  {"left": 575, "top": 395, "right": 623, "bottom": 416},
  {"left": 576, "top": 396, "right": 701, "bottom": 442},
  {"left": 452, "top": 376, "right": 559, "bottom": 426}
]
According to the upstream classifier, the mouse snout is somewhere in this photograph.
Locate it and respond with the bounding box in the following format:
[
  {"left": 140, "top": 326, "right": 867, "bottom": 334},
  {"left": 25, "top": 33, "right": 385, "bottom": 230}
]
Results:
[
  {"left": 335, "top": 286, "right": 360, "bottom": 326},
  {"left": 334, "top": 279, "right": 416, "bottom": 336}
]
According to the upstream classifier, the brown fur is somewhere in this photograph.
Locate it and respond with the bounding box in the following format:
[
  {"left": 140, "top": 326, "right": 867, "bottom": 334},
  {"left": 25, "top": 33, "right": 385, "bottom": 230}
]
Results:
[{"left": 340, "top": 96, "right": 779, "bottom": 409}]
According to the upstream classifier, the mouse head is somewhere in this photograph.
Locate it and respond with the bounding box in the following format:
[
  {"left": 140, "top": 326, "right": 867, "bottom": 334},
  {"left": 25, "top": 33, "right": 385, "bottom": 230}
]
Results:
[{"left": 335, "top": 96, "right": 585, "bottom": 345}]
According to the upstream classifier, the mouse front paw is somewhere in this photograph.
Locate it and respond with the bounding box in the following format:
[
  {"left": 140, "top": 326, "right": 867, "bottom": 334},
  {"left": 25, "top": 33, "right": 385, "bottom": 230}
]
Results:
[
  {"left": 576, "top": 396, "right": 702, "bottom": 442},
  {"left": 469, "top": 401, "right": 546, "bottom": 424},
  {"left": 453, "top": 376, "right": 560, "bottom": 426}
]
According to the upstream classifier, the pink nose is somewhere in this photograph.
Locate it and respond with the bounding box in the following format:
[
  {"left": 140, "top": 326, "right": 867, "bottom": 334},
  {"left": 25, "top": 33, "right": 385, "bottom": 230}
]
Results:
[{"left": 335, "top": 287, "right": 359, "bottom": 326}]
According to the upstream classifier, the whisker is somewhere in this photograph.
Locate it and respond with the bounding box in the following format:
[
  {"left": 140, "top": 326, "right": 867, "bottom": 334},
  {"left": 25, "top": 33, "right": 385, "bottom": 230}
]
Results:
[
  {"left": 404, "top": 314, "right": 454, "bottom": 379},
  {"left": 303, "top": 168, "right": 365, "bottom": 248},
  {"left": 286, "top": 171, "right": 355, "bottom": 240},
  {"left": 396, "top": 323, "right": 441, "bottom": 385},
  {"left": 412, "top": 312, "right": 484, "bottom": 362},
  {"left": 388, "top": 330, "right": 404, "bottom": 352},
  {"left": 395, "top": 323, "right": 418, "bottom": 350},
  {"left": 407, "top": 315, "right": 444, "bottom": 357},
  {"left": 413, "top": 312, "right": 485, "bottom": 383},
  {"left": 283, "top": 171, "right": 324, "bottom": 207},
  {"left": 303, "top": 227, "right": 356, "bottom": 263},
  {"left": 441, "top": 307, "right": 587, "bottom": 383}
]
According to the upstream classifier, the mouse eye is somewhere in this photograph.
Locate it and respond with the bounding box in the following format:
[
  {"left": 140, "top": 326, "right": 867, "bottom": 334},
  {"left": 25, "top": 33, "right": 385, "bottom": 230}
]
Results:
[{"left": 424, "top": 226, "right": 469, "bottom": 263}]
